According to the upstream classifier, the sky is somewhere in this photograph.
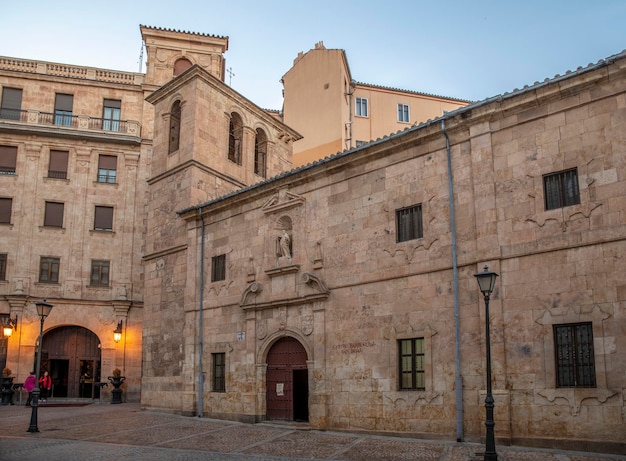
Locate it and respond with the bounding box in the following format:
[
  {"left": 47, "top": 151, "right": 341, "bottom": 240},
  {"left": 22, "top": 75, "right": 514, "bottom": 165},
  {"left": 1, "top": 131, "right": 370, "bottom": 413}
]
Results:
[{"left": 1, "top": 1, "right": 624, "bottom": 110}]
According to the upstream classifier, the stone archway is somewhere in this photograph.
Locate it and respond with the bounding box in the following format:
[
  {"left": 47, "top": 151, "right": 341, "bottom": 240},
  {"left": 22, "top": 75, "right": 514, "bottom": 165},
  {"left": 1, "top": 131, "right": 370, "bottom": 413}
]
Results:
[
  {"left": 266, "top": 336, "right": 308, "bottom": 421},
  {"left": 41, "top": 326, "right": 101, "bottom": 399}
]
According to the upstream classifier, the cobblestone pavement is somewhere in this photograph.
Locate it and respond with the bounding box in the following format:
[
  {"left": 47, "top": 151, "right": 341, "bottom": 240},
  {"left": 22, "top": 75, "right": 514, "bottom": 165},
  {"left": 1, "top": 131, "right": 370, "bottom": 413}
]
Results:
[{"left": 0, "top": 402, "right": 624, "bottom": 461}]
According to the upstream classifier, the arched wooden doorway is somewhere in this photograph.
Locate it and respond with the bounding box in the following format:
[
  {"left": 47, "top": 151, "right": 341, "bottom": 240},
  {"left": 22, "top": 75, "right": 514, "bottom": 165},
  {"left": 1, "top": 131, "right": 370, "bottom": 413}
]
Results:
[
  {"left": 266, "top": 336, "right": 308, "bottom": 422},
  {"left": 41, "top": 326, "right": 101, "bottom": 398}
]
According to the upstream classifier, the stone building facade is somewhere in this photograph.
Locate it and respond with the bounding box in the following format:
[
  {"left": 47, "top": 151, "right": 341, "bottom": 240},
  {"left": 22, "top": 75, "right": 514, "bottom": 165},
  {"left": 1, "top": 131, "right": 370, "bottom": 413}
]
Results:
[
  {"left": 0, "top": 25, "right": 231, "bottom": 402},
  {"left": 143, "top": 49, "right": 626, "bottom": 453}
]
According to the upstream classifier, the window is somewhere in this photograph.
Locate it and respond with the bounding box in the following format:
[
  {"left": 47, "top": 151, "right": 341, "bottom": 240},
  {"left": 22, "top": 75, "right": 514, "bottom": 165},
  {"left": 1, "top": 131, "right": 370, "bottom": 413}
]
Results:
[
  {"left": 554, "top": 323, "right": 596, "bottom": 388},
  {"left": 399, "top": 338, "right": 425, "bottom": 390},
  {"left": 90, "top": 260, "right": 110, "bottom": 286},
  {"left": 228, "top": 113, "right": 243, "bottom": 165},
  {"left": 396, "top": 204, "right": 423, "bottom": 242},
  {"left": 39, "top": 257, "right": 60, "bottom": 283},
  {"left": 0, "top": 198, "right": 12, "bottom": 224},
  {"left": 254, "top": 128, "right": 267, "bottom": 178},
  {"left": 1, "top": 87, "right": 22, "bottom": 120},
  {"left": 102, "top": 99, "right": 121, "bottom": 131},
  {"left": 97, "top": 155, "right": 117, "bottom": 183},
  {"left": 48, "top": 150, "right": 69, "bottom": 179},
  {"left": 211, "top": 254, "right": 226, "bottom": 282},
  {"left": 398, "top": 103, "right": 410, "bottom": 123},
  {"left": 544, "top": 168, "right": 580, "bottom": 210},
  {"left": 212, "top": 352, "right": 226, "bottom": 392},
  {"left": 169, "top": 101, "right": 181, "bottom": 154},
  {"left": 0, "top": 253, "right": 6, "bottom": 280},
  {"left": 44, "top": 201, "right": 64, "bottom": 227},
  {"left": 94, "top": 206, "right": 114, "bottom": 231},
  {"left": 0, "top": 145, "right": 17, "bottom": 175},
  {"left": 174, "top": 58, "right": 193, "bottom": 76},
  {"left": 355, "top": 97, "right": 368, "bottom": 117},
  {"left": 54, "top": 93, "right": 74, "bottom": 126}
]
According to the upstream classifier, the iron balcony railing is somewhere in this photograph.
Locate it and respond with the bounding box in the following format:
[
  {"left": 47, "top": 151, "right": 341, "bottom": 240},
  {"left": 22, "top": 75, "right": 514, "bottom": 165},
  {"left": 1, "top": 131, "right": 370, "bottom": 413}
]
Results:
[{"left": 0, "top": 108, "right": 141, "bottom": 138}]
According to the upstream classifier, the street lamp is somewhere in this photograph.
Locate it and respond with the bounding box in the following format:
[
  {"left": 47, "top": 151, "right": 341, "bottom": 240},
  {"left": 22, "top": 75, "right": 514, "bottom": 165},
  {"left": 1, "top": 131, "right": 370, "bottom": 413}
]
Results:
[
  {"left": 27, "top": 299, "right": 53, "bottom": 433},
  {"left": 474, "top": 265, "right": 499, "bottom": 461}
]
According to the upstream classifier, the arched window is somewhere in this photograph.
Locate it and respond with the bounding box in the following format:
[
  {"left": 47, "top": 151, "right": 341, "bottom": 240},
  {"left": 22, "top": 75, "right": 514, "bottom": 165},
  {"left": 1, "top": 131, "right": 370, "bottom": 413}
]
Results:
[
  {"left": 169, "top": 100, "right": 181, "bottom": 154},
  {"left": 173, "top": 58, "right": 192, "bottom": 76},
  {"left": 254, "top": 128, "right": 267, "bottom": 178},
  {"left": 228, "top": 112, "right": 243, "bottom": 165}
]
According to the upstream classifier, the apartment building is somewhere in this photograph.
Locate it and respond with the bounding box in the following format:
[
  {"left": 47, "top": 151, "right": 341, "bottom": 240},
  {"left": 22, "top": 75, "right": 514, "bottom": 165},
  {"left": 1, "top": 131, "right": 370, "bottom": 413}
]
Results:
[
  {"left": 281, "top": 41, "right": 470, "bottom": 166},
  {"left": 0, "top": 25, "right": 232, "bottom": 401}
]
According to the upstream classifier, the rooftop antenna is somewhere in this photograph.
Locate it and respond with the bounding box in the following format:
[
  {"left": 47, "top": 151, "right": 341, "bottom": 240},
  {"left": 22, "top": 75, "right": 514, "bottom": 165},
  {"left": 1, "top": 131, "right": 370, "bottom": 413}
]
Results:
[
  {"left": 138, "top": 42, "right": 144, "bottom": 73},
  {"left": 227, "top": 67, "right": 235, "bottom": 86}
]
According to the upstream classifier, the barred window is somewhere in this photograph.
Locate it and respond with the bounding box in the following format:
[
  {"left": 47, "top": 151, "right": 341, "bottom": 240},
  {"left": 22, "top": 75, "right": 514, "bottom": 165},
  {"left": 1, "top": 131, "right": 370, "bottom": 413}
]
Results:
[
  {"left": 169, "top": 100, "right": 181, "bottom": 154},
  {"left": 543, "top": 168, "right": 580, "bottom": 210},
  {"left": 212, "top": 352, "right": 226, "bottom": 392},
  {"left": 396, "top": 204, "right": 423, "bottom": 242},
  {"left": 48, "top": 150, "right": 69, "bottom": 179},
  {"left": 399, "top": 338, "right": 425, "bottom": 390},
  {"left": 97, "top": 155, "right": 117, "bottom": 183},
  {"left": 211, "top": 254, "right": 226, "bottom": 282},
  {"left": 554, "top": 322, "right": 596, "bottom": 388}
]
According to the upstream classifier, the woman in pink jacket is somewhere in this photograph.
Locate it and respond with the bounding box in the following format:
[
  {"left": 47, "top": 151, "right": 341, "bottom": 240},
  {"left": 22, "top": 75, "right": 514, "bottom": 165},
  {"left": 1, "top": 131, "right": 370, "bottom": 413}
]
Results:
[{"left": 23, "top": 371, "right": 36, "bottom": 406}]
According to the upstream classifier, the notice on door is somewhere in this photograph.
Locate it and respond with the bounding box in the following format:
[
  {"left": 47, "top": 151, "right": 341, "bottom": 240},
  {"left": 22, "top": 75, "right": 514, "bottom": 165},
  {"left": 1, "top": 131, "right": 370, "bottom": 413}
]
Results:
[{"left": 276, "top": 383, "right": 284, "bottom": 396}]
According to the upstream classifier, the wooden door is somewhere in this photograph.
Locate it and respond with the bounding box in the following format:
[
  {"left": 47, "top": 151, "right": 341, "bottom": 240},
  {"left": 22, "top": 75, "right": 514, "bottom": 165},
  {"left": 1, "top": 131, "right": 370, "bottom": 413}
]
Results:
[
  {"left": 266, "top": 337, "right": 308, "bottom": 421},
  {"left": 42, "top": 326, "right": 101, "bottom": 398}
]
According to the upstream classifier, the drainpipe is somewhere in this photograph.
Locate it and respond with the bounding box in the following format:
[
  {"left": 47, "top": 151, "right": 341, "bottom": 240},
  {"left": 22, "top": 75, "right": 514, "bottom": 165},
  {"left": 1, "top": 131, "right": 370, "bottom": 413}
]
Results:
[
  {"left": 442, "top": 119, "right": 463, "bottom": 442},
  {"left": 197, "top": 208, "right": 205, "bottom": 417}
]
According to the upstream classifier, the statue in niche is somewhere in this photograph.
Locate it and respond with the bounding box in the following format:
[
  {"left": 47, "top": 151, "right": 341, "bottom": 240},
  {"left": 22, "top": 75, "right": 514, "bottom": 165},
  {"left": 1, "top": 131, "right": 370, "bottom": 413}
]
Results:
[{"left": 279, "top": 230, "right": 291, "bottom": 258}]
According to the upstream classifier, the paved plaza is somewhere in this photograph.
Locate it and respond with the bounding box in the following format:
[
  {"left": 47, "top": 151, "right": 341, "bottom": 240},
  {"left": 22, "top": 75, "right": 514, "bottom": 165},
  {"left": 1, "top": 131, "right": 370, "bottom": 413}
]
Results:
[{"left": 0, "top": 402, "right": 624, "bottom": 461}]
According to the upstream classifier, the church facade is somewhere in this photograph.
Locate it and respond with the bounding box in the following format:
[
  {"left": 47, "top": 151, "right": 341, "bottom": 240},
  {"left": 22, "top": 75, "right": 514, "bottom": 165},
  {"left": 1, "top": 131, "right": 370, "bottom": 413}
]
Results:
[{"left": 141, "top": 47, "right": 626, "bottom": 454}]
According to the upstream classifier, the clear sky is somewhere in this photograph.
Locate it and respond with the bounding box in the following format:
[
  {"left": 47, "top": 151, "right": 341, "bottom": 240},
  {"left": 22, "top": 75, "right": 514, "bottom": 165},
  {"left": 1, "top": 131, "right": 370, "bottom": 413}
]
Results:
[{"left": 2, "top": 1, "right": 624, "bottom": 110}]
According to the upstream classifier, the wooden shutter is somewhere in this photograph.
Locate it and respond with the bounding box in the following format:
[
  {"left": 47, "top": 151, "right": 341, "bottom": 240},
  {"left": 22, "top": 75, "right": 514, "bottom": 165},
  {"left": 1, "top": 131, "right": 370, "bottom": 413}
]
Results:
[
  {"left": 55, "top": 93, "right": 73, "bottom": 111},
  {"left": 0, "top": 198, "right": 12, "bottom": 223},
  {"left": 44, "top": 202, "right": 64, "bottom": 227},
  {"left": 49, "top": 150, "right": 69, "bottom": 178},
  {"left": 0, "top": 145, "right": 17, "bottom": 172},
  {"left": 94, "top": 206, "right": 113, "bottom": 230},
  {"left": 98, "top": 155, "right": 117, "bottom": 170}
]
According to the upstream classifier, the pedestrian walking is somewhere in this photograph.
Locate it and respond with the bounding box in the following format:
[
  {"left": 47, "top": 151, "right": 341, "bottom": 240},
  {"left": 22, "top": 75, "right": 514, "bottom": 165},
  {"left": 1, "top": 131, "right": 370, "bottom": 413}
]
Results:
[
  {"left": 39, "top": 371, "right": 52, "bottom": 402},
  {"left": 23, "top": 371, "right": 35, "bottom": 406}
]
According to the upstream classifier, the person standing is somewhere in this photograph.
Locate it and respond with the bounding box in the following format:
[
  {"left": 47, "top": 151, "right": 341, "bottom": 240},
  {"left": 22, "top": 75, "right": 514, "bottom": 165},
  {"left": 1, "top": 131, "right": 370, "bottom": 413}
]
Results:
[
  {"left": 24, "top": 371, "right": 36, "bottom": 406},
  {"left": 39, "top": 371, "right": 52, "bottom": 402}
]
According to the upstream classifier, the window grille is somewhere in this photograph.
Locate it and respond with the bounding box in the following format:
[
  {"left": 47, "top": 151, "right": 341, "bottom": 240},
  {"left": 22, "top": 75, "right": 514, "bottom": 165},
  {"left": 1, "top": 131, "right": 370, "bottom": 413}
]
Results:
[
  {"left": 544, "top": 168, "right": 580, "bottom": 210},
  {"left": 554, "top": 322, "right": 596, "bottom": 388},
  {"left": 399, "top": 338, "right": 425, "bottom": 390},
  {"left": 396, "top": 204, "right": 423, "bottom": 242}
]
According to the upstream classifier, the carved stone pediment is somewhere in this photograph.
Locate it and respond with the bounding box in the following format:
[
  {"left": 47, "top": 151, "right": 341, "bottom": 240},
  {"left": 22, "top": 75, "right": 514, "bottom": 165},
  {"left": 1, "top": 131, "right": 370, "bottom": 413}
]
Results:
[
  {"left": 262, "top": 188, "right": 305, "bottom": 214},
  {"left": 239, "top": 272, "right": 329, "bottom": 310}
]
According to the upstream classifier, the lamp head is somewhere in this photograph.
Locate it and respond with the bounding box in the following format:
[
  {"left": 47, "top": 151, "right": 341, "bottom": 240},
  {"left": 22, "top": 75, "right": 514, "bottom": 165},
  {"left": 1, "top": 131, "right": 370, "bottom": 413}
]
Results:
[
  {"left": 113, "top": 320, "right": 123, "bottom": 343},
  {"left": 35, "top": 299, "right": 54, "bottom": 319},
  {"left": 2, "top": 315, "right": 17, "bottom": 338},
  {"left": 474, "top": 265, "right": 499, "bottom": 296}
]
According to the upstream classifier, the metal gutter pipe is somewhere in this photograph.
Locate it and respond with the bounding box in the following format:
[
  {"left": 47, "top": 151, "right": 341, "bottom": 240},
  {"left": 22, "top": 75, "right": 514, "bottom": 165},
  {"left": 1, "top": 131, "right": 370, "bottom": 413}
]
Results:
[
  {"left": 197, "top": 209, "right": 205, "bottom": 417},
  {"left": 442, "top": 119, "right": 463, "bottom": 441}
]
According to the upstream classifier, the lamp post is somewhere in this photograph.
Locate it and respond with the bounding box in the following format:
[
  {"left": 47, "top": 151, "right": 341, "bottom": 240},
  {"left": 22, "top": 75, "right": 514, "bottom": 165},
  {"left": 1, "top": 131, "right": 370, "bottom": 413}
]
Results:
[
  {"left": 27, "top": 299, "right": 53, "bottom": 433},
  {"left": 474, "top": 265, "right": 499, "bottom": 461}
]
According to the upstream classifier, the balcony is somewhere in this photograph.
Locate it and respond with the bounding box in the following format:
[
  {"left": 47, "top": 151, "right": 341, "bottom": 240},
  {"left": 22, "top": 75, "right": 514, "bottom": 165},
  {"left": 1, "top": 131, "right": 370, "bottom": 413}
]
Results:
[{"left": 0, "top": 108, "right": 142, "bottom": 145}]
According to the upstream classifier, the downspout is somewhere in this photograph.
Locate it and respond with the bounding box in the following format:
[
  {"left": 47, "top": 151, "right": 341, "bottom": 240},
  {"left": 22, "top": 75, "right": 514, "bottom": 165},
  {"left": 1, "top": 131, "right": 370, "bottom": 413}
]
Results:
[
  {"left": 197, "top": 208, "right": 205, "bottom": 417},
  {"left": 442, "top": 119, "right": 463, "bottom": 442}
]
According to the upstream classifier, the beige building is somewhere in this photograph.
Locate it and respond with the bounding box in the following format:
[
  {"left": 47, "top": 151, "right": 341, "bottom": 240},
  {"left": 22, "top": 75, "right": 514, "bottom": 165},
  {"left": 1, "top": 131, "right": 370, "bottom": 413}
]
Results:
[
  {"left": 281, "top": 41, "right": 469, "bottom": 166},
  {"left": 142, "top": 47, "right": 626, "bottom": 454},
  {"left": 0, "top": 25, "right": 234, "bottom": 402}
]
